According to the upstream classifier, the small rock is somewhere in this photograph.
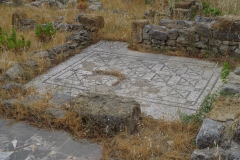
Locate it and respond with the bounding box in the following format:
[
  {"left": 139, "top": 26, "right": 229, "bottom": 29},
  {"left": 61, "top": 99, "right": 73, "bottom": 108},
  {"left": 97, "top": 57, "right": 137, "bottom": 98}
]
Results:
[
  {"left": 5, "top": 64, "right": 24, "bottom": 80},
  {"left": 31, "top": 51, "right": 50, "bottom": 59},
  {"left": 47, "top": 108, "right": 67, "bottom": 119},
  {"left": 234, "top": 67, "right": 240, "bottom": 75},
  {"left": 167, "top": 29, "right": 179, "bottom": 40},
  {"left": 52, "top": 44, "right": 69, "bottom": 54},
  {"left": 191, "top": 148, "right": 224, "bottom": 160},
  {"left": 195, "top": 42, "right": 207, "bottom": 49},
  {"left": 196, "top": 118, "right": 224, "bottom": 149},
  {"left": 24, "top": 59, "right": 38, "bottom": 70},
  {"left": 49, "top": 92, "right": 72, "bottom": 107},
  {"left": 21, "top": 94, "right": 45, "bottom": 108},
  {"left": 221, "top": 83, "right": 240, "bottom": 95}
]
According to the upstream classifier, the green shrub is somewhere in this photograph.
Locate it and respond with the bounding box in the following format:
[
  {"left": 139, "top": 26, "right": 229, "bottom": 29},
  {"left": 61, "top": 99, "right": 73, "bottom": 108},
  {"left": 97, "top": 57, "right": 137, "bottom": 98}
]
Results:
[
  {"left": 179, "top": 93, "right": 217, "bottom": 124},
  {"left": 221, "top": 62, "right": 230, "bottom": 84},
  {"left": 203, "top": 2, "right": 222, "bottom": 17},
  {"left": 0, "top": 27, "right": 31, "bottom": 52},
  {"left": 35, "top": 22, "right": 56, "bottom": 42}
]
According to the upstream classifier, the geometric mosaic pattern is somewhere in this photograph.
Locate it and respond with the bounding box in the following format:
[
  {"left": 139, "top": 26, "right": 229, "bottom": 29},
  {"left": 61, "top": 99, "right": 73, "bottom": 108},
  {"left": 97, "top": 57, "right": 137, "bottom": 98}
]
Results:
[{"left": 28, "top": 41, "right": 222, "bottom": 119}]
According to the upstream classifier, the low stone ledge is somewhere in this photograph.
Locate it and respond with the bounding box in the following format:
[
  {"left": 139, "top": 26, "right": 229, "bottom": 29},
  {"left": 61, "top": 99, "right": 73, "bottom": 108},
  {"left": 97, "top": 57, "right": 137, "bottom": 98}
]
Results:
[
  {"left": 69, "top": 92, "right": 141, "bottom": 135},
  {"left": 196, "top": 118, "right": 224, "bottom": 149}
]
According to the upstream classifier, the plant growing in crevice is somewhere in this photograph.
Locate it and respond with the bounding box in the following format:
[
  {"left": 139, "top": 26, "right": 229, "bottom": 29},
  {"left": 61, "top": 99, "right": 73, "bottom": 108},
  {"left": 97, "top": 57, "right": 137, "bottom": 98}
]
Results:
[
  {"left": 221, "top": 62, "right": 230, "bottom": 84},
  {"left": 179, "top": 93, "right": 217, "bottom": 124},
  {"left": 35, "top": 22, "right": 56, "bottom": 42}
]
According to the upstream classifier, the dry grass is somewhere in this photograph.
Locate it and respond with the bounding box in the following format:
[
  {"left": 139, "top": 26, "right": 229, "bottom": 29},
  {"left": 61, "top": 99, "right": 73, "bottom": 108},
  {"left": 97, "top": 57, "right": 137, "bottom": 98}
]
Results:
[
  {"left": 101, "top": 116, "right": 200, "bottom": 160},
  {"left": 0, "top": 98, "right": 200, "bottom": 159},
  {"left": 94, "top": 69, "right": 125, "bottom": 86}
]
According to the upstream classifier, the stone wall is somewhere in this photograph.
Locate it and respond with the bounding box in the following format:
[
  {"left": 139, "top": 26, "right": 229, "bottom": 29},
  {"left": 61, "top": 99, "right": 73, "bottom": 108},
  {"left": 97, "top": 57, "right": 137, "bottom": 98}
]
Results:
[{"left": 133, "top": 15, "right": 240, "bottom": 56}]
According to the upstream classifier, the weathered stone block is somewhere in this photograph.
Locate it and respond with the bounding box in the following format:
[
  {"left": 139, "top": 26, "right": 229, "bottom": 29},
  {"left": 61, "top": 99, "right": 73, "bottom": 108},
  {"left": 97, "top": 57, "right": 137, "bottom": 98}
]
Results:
[
  {"left": 167, "top": 29, "right": 179, "bottom": 40},
  {"left": 24, "top": 59, "right": 38, "bottom": 70},
  {"left": 213, "top": 31, "right": 240, "bottom": 42},
  {"left": 167, "top": 40, "right": 176, "bottom": 46},
  {"left": 52, "top": 44, "right": 69, "bottom": 54},
  {"left": 196, "top": 118, "right": 224, "bottom": 149},
  {"left": 131, "top": 20, "right": 150, "bottom": 44},
  {"left": 78, "top": 14, "right": 104, "bottom": 31},
  {"left": 176, "top": 36, "right": 189, "bottom": 46},
  {"left": 175, "top": 0, "right": 195, "bottom": 9},
  {"left": 195, "top": 16, "right": 215, "bottom": 23},
  {"left": 220, "top": 45, "right": 230, "bottom": 52},
  {"left": 212, "top": 16, "right": 240, "bottom": 41},
  {"left": 191, "top": 148, "right": 224, "bottom": 160},
  {"left": 195, "top": 42, "right": 207, "bottom": 49},
  {"left": 70, "top": 92, "right": 141, "bottom": 135},
  {"left": 175, "top": 20, "right": 195, "bottom": 28},
  {"left": 195, "top": 22, "right": 213, "bottom": 38},
  {"left": 149, "top": 27, "right": 168, "bottom": 41},
  {"left": 222, "top": 83, "right": 240, "bottom": 95},
  {"left": 209, "top": 39, "right": 222, "bottom": 47},
  {"left": 5, "top": 64, "right": 24, "bottom": 80}
]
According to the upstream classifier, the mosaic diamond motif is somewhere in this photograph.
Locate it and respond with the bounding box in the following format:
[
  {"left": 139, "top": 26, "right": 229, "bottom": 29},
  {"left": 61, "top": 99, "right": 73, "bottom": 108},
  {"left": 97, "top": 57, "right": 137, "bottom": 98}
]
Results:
[{"left": 28, "top": 41, "right": 222, "bottom": 119}]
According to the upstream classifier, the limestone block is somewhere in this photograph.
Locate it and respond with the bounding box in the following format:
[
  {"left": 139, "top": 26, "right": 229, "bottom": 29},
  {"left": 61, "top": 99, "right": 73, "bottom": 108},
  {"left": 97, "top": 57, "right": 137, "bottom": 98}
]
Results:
[
  {"left": 24, "top": 59, "right": 38, "bottom": 70},
  {"left": 221, "top": 83, "right": 240, "bottom": 95},
  {"left": 195, "top": 22, "right": 213, "bottom": 38},
  {"left": 69, "top": 92, "right": 141, "bottom": 135},
  {"left": 78, "top": 14, "right": 104, "bottom": 32},
  {"left": 191, "top": 148, "right": 224, "bottom": 160},
  {"left": 196, "top": 118, "right": 224, "bottom": 149},
  {"left": 212, "top": 16, "right": 240, "bottom": 41},
  {"left": 176, "top": 36, "right": 189, "bottom": 46},
  {"left": 149, "top": 26, "right": 168, "bottom": 41},
  {"left": 52, "top": 44, "right": 69, "bottom": 54},
  {"left": 175, "top": 20, "right": 195, "bottom": 27},
  {"left": 5, "top": 64, "right": 24, "bottom": 80},
  {"left": 209, "top": 39, "right": 222, "bottom": 47},
  {"left": 131, "top": 20, "right": 150, "bottom": 44},
  {"left": 167, "top": 40, "right": 176, "bottom": 46},
  {"left": 195, "top": 42, "right": 207, "bottom": 49},
  {"left": 167, "top": 29, "right": 179, "bottom": 40}
]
